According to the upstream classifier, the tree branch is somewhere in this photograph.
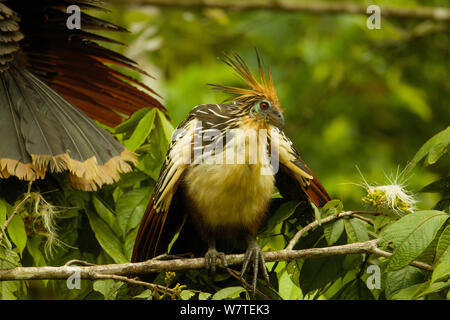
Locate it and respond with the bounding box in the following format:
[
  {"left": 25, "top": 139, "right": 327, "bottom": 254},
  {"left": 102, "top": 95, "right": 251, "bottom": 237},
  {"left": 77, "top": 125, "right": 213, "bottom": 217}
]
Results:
[
  {"left": 0, "top": 238, "right": 432, "bottom": 282},
  {"left": 0, "top": 209, "right": 433, "bottom": 285},
  {"left": 109, "top": 0, "right": 450, "bottom": 22}
]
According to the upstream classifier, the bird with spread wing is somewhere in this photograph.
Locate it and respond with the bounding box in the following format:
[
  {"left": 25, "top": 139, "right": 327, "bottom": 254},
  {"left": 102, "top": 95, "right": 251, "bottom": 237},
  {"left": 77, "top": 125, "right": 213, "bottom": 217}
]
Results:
[{"left": 132, "top": 52, "right": 330, "bottom": 290}]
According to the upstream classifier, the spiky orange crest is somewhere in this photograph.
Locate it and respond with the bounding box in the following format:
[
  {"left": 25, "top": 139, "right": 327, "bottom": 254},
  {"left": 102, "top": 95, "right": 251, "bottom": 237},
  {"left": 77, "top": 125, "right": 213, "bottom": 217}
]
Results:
[{"left": 210, "top": 52, "right": 281, "bottom": 111}]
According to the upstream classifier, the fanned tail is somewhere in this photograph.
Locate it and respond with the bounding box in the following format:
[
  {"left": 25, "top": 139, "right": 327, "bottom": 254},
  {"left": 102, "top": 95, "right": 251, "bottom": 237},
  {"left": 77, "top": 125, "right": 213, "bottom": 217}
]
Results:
[
  {"left": 0, "top": 1, "right": 164, "bottom": 190},
  {"left": 0, "top": 66, "right": 137, "bottom": 190}
]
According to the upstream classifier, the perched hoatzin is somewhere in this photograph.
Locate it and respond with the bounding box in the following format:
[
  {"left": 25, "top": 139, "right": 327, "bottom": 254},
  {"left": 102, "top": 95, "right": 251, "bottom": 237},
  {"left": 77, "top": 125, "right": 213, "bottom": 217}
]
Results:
[
  {"left": 0, "top": 0, "right": 163, "bottom": 191},
  {"left": 132, "top": 53, "right": 330, "bottom": 290}
]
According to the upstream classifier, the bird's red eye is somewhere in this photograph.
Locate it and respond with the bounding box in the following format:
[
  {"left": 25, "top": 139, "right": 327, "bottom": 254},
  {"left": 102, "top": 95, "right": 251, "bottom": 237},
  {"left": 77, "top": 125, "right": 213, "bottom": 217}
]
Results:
[{"left": 259, "top": 101, "right": 269, "bottom": 110}]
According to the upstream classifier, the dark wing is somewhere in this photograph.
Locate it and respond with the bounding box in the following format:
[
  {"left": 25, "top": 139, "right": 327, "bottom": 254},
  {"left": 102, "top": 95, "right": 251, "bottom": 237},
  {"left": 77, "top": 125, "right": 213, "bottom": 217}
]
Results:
[
  {"left": 273, "top": 129, "right": 330, "bottom": 207},
  {"left": 132, "top": 115, "right": 197, "bottom": 262},
  {"left": 131, "top": 103, "right": 240, "bottom": 261}
]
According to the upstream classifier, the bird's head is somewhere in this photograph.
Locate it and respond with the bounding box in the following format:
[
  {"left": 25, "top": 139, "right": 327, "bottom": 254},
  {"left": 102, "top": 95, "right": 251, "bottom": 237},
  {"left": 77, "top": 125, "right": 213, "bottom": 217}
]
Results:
[{"left": 209, "top": 52, "right": 285, "bottom": 129}]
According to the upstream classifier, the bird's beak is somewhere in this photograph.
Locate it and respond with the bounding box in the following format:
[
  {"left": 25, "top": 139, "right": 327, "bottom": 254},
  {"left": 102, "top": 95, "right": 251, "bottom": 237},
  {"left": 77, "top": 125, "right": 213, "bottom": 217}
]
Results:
[{"left": 268, "top": 110, "right": 285, "bottom": 129}]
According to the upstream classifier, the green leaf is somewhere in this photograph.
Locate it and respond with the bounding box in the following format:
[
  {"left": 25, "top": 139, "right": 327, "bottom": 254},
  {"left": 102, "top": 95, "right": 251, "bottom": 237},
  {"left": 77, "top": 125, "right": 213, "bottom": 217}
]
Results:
[
  {"left": 434, "top": 198, "right": 450, "bottom": 212},
  {"left": 414, "top": 280, "right": 450, "bottom": 299},
  {"left": 323, "top": 219, "right": 344, "bottom": 245},
  {"left": 0, "top": 247, "right": 20, "bottom": 300},
  {"left": 133, "top": 289, "right": 152, "bottom": 299},
  {"left": 385, "top": 266, "right": 424, "bottom": 299},
  {"left": 262, "top": 200, "right": 301, "bottom": 232},
  {"left": 6, "top": 214, "right": 27, "bottom": 255},
  {"left": 435, "top": 225, "right": 450, "bottom": 263},
  {"left": 93, "top": 280, "right": 124, "bottom": 300},
  {"left": 373, "top": 215, "right": 393, "bottom": 234},
  {"left": 124, "top": 109, "right": 156, "bottom": 151},
  {"left": 124, "top": 227, "right": 139, "bottom": 261},
  {"left": 180, "top": 290, "right": 195, "bottom": 300},
  {"left": 380, "top": 210, "right": 449, "bottom": 271},
  {"left": 432, "top": 248, "right": 450, "bottom": 283},
  {"left": 198, "top": 292, "right": 212, "bottom": 300},
  {"left": 299, "top": 254, "right": 345, "bottom": 294},
  {"left": 420, "top": 176, "right": 450, "bottom": 194},
  {"left": 390, "top": 283, "right": 424, "bottom": 300},
  {"left": 26, "top": 237, "right": 46, "bottom": 267},
  {"left": 330, "top": 279, "right": 374, "bottom": 300},
  {"left": 344, "top": 218, "right": 369, "bottom": 243},
  {"left": 212, "top": 286, "right": 246, "bottom": 300},
  {"left": 342, "top": 254, "right": 363, "bottom": 270},
  {"left": 286, "top": 260, "right": 302, "bottom": 288},
  {"left": 116, "top": 187, "right": 152, "bottom": 237},
  {"left": 114, "top": 107, "right": 151, "bottom": 134},
  {"left": 0, "top": 280, "right": 19, "bottom": 300},
  {"left": 0, "top": 199, "right": 6, "bottom": 226},
  {"left": 405, "top": 126, "right": 450, "bottom": 174},
  {"left": 92, "top": 195, "right": 117, "bottom": 232},
  {"left": 279, "top": 270, "right": 301, "bottom": 300},
  {"left": 321, "top": 199, "right": 343, "bottom": 217},
  {"left": 85, "top": 211, "right": 128, "bottom": 264},
  {"left": 157, "top": 110, "right": 175, "bottom": 145}
]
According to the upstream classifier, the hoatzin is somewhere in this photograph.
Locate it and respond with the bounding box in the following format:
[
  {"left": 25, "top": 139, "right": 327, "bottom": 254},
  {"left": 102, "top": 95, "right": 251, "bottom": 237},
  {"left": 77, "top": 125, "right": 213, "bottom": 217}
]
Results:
[
  {"left": 0, "top": 0, "right": 163, "bottom": 191},
  {"left": 132, "top": 52, "right": 330, "bottom": 290}
]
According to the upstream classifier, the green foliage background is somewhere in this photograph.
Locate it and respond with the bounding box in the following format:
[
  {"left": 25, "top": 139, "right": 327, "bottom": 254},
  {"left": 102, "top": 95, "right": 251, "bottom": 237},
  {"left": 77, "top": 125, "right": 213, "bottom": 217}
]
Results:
[{"left": 0, "top": 0, "right": 449, "bottom": 300}]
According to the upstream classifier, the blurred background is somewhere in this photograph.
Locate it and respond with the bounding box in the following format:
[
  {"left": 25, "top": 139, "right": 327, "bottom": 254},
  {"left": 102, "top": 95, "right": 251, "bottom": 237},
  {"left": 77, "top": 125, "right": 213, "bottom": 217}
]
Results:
[{"left": 97, "top": 0, "right": 448, "bottom": 210}]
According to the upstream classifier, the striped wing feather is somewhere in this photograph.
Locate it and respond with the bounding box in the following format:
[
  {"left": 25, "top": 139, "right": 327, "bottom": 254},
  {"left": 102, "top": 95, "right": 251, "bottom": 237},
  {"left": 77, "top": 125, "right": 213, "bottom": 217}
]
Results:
[
  {"left": 132, "top": 117, "right": 196, "bottom": 262},
  {"left": 276, "top": 130, "right": 330, "bottom": 207}
]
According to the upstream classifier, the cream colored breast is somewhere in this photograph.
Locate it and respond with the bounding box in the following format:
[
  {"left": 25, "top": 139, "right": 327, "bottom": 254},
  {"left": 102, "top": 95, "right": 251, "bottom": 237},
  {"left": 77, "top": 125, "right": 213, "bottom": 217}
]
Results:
[{"left": 183, "top": 124, "right": 275, "bottom": 229}]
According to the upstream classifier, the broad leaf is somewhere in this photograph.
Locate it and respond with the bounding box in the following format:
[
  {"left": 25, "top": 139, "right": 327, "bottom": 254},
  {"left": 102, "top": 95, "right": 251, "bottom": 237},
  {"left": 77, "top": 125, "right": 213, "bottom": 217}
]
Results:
[
  {"left": 323, "top": 219, "right": 344, "bottom": 245},
  {"left": 92, "top": 195, "right": 117, "bottom": 232},
  {"left": 344, "top": 218, "right": 369, "bottom": 243},
  {"left": 405, "top": 126, "right": 450, "bottom": 174},
  {"left": 330, "top": 279, "right": 374, "bottom": 300},
  {"left": 262, "top": 200, "right": 301, "bottom": 232},
  {"left": 116, "top": 187, "right": 152, "bottom": 237},
  {"left": 124, "top": 109, "right": 156, "bottom": 151},
  {"left": 434, "top": 225, "right": 450, "bottom": 263},
  {"left": 93, "top": 280, "right": 124, "bottom": 300},
  {"left": 299, "top": 254, "right": 345, "bottom": 294},
  {"left": 114, "top": 107, "right": 151, "bottom": 134},
  {"left": 420, "top": 176, "right": 450, "bottom": 194},
  {"left": 212, "top": 286, "right": 246, "bottom": 300},
  {"left": 7, "top": 214, "right": 27, "bottom": 255},
  {"left": 384, "top": 266, "right": 424, "bottom": 299},
  {"left": 380, "top": 210, "right": 449, "bottom": 271},
  {"left": 431, "top": 248, "right": 450, "bottom": 283},
  {"left": 0, "top": 199, "right": 6, "bottom": 226},
  {"left": 85, "top": 211, "right": 128, "bottom": 264}
]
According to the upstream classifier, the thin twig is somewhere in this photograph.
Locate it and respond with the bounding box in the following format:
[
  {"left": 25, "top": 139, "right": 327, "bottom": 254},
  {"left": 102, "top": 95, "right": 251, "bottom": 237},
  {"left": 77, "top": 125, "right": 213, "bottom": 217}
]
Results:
[
  {"left": 110, "top": 0, "right": 450, "bottom": 22},
  {"left": 91, "top": 273, "right": 180, "bottom": 298},
  {"left": 286, "top": 210, "right": 382, "bottom": 250},
  {"left": 2, "top": 194, "right": 31, "bottom": 232}
]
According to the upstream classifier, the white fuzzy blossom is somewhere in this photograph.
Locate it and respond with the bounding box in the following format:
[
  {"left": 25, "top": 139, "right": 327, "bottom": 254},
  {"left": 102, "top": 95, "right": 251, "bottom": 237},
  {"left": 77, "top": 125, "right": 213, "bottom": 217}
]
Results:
[{"left": 357, "top": 167, "right": 417, "bottom": 214}]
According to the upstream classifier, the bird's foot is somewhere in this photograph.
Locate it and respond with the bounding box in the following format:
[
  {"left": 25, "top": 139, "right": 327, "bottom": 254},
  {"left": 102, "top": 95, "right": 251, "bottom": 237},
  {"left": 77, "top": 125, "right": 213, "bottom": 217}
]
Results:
[
  {"left": 241, "top": 238, "right": 270, "bottom": 293},
  {"left": 205, "top": 247, "right": 228, "bottom": 272}
]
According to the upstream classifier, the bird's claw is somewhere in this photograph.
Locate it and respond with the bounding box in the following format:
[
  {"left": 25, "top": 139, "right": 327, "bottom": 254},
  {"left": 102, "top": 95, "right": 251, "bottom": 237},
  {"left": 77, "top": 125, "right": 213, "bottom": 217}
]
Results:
[
  {"left": 241, "top": 241, "right": 270, "bottom": 293},
  {"left": 205, "top": 248, "right": 228, "bottom": 272}
]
